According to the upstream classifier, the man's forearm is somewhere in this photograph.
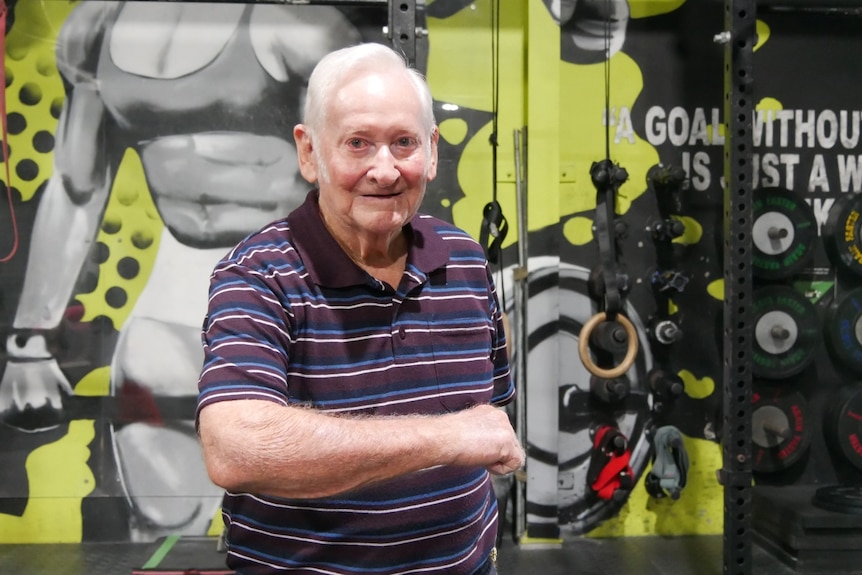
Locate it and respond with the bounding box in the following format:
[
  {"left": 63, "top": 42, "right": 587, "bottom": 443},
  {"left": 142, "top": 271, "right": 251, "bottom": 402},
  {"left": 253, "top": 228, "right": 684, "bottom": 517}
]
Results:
[{"left": 198, "top": 399, "right": 522, "bottom": 499}]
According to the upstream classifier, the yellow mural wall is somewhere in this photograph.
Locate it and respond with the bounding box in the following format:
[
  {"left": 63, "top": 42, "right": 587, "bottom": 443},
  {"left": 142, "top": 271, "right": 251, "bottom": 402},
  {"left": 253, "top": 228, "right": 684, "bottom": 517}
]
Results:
[{"left": 0, "top": 0, "right": 731, "bottom": 544}]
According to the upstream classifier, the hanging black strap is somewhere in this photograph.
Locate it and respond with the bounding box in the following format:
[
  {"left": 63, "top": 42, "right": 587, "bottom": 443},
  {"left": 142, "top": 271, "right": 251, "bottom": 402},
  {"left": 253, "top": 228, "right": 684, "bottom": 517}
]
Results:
[
  {"left": 480, "top": 200, "right": 508, "bottom": 264},
  {"left": 480, "top": 0, "right": 507, "bottom": 266},
  {"left": 590, "top": 0, "right": 627, "bottom": 319},
  {"left": 592, "top": 160, "right": 621, "bottom": 318}
]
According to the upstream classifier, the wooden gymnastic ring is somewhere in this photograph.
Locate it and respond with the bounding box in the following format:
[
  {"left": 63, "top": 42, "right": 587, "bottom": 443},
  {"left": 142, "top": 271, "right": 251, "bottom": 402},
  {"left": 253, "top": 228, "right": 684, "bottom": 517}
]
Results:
[{"left": 578, "top": 312, "right": 639, "bottom": 379}]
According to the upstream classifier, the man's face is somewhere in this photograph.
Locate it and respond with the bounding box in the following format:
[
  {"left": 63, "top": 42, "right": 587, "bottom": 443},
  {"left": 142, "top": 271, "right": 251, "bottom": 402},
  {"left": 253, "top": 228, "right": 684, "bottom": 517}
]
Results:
[{"left": 296, "top": 69, "right": 438, "bottom": 240}]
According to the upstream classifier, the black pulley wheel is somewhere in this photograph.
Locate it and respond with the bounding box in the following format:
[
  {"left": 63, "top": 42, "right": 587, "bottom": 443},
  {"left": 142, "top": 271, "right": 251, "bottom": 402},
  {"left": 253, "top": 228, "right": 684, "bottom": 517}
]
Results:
[
  {"left": 825, "top": 288, "right": 862, "bottom": 376},
  {"left": 823, "top": 192, "right": 862, "bottom": 276},
  {"left": 751, "top": 386, "right": 812, "bottom": 473},
  {"left": 752, "top": 286, "right": 819, "bottom": 379},
  {"left": 825, "top": 384, "right": 862, "bottom": 472},
  {"left": 752, "top": 187, "right": 817, "bottom": 280}
]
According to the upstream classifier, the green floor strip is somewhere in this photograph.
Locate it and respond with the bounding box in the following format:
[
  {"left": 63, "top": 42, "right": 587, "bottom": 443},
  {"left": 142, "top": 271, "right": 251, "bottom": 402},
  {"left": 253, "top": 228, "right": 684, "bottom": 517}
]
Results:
[{"left": 141, "top": 534, "right": 181, "bottom": 569}]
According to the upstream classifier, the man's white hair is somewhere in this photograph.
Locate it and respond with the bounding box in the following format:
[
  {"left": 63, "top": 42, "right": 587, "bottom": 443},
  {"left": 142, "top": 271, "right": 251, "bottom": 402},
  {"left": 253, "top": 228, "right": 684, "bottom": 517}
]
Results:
[{"left": 302, "top": 42, "right": 436, "bottom": 143}]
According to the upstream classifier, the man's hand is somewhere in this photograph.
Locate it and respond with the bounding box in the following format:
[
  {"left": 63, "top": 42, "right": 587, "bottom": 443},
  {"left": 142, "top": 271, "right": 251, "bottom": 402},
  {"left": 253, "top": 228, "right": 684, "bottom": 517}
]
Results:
[{"left": 448, "top": 404, "right": 525, "bottom": 475}]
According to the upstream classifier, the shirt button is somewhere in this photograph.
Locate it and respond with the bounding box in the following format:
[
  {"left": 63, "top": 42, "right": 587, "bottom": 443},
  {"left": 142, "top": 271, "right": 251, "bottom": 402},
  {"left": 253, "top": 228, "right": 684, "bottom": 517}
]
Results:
[{"left": 399, "top": 326, "right": 406, "bottom": 339}]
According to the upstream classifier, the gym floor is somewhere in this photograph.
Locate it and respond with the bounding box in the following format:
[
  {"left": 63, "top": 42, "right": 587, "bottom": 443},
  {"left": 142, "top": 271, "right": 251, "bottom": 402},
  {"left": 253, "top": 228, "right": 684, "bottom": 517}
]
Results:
[{"left": 0, "top": 535, "right": 810, "bottom": 575}]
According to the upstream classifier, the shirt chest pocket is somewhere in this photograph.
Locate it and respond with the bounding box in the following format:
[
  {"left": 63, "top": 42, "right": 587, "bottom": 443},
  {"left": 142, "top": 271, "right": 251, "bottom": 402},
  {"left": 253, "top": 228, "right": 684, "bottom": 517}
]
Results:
[{"left": 429, "top": 322, "right": 495, "bottom": 412}]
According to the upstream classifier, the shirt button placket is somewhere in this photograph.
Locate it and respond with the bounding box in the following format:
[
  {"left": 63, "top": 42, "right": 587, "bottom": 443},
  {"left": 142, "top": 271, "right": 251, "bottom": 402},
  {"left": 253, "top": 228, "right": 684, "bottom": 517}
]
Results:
[{"left": 391, "top": 304, "right": 406, "bottom": 359}]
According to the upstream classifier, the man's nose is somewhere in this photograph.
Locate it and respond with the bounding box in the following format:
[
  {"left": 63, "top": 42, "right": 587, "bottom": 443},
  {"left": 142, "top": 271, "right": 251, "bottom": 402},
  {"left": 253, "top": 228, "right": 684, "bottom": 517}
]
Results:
[{"left": 367, "top": 145, "right": 399, "bottom": 186}]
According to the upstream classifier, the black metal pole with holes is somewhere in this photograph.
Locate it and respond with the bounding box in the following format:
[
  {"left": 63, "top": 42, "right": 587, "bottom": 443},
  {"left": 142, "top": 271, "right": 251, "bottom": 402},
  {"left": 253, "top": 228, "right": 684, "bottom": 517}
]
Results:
[
  {"left": 386, "top": 0, "right": 420, "bottom": 68},
  {"left": 720, "top": 1, "right": 754, "bottom": 574}
]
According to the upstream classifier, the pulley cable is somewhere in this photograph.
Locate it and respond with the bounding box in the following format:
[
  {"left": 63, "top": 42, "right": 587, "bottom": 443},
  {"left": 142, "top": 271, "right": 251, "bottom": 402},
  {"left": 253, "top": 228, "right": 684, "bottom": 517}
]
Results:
[
  {"left": 603, "top": 3, "right": 611, "bottom": 161},
  {"left": 491, "top": 0, "right": 500, "bottom": 194},
  {"left": 579, "top": 0, "right": 638, "bottom": 379},
  {"left": 592, "top": 0, "right": 624, "bottom": 319},
  {"left": 479, "top": 0, "right": 508, "bottom": 269}
]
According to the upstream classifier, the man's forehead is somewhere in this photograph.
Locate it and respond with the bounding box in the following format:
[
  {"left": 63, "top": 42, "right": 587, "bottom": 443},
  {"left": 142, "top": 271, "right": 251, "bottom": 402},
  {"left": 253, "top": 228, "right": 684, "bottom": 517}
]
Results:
[
  {"left": 326, "top": 73, "right": 423, "bottom": 127},
  {"left": 334, "top": 68, "right": 411, "bottom": 101}
]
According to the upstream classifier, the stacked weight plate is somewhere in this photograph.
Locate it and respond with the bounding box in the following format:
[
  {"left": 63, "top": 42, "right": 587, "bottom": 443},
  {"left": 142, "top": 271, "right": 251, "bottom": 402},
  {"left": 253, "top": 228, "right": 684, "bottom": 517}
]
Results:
[
  {"left": 751, "top": 189, "right": 819, "bottom": 475},
  {"left": 752, "top": 188, "right": 862, "bottom": 572},
  {"left": 753, "top": 485, "right": 862, "bottom": 573}
]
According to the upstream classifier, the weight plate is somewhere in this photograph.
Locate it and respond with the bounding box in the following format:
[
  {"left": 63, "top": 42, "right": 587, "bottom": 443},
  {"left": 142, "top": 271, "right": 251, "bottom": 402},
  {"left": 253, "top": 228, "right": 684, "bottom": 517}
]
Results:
[
  {"left": 825, "top": 385, "right": 862, "bottom": 472},
  {"left": 825, "top": 288, "right": 862, "bottom": 376},
  {"left": 824, "top": 192, "right": 862, "bottom": 276},
  {"left": 752, "top": 386, "right": 812, "bottom": 473},
  {"left": 752, "top": 188, "right": 817, "bottom": 280},
  {"left": 812, "top": 485, "right": 862, "bottom": 515},
  {"left": 752, "top": 286, "right": 819, "bottom": 379}
]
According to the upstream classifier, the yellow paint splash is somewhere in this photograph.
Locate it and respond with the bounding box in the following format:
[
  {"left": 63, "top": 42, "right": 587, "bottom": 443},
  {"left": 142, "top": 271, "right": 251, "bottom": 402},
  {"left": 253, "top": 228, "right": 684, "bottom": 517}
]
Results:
[
  {"left": 629, "top": 0, "right": 687, "bottom": 19},
  {"left": 707, "top": 279, "right": 724, "bottom": 301},
  {"left": 673, "top": 216, "right": 703, "bottom": 246},
  {"left": 2, "top": 0, "right": 75, "bottom": 202},
  {"left": 439, "top": 117, "right": 469, "bottom": 147},
  {"left": 755, "top": 20, "right": 771, "bottom": 52},
  {"left": 588, "top": 436, "right": 723, "bottom": 537},
  {"left": 73, "top": 366, "right": 112, "bottom": 396},
  {"left": 0, "top": 421, "right": 96, "bottom": 542},
  {"left": 679, "top": 369, "right": 715, "bottom": 400},
  {"left": 563, "top": 216, "right": 596, "bottom": 246},
  {"left": 76, "top": 149, "right": 163, "bottom": 329},
  {"left": 757, "top": 97, "right": 783, "bottom": 113},
  {"left": 207, "top": 510, "right": 225, "bottom": 537}
]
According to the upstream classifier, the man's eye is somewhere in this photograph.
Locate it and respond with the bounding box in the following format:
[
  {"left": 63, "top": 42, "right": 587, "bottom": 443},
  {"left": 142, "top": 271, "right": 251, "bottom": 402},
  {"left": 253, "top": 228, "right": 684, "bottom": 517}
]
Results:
[
  {"left": 348, "top": 139, "right": 364, "bottom": 148},
  {"left": 396, "top": 137, "right": 415, "bottom": 147}
]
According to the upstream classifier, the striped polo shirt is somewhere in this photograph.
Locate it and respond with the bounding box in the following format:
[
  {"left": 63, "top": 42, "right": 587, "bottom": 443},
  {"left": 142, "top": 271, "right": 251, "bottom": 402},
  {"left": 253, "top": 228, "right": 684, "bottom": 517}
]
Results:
[{"left": 197, "top": 190, "right": 513, "bottom": 574}]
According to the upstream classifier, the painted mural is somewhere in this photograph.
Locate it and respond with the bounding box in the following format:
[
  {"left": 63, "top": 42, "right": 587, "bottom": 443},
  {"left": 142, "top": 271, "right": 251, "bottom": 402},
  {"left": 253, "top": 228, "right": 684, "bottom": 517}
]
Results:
[{"left": 0, "top": 0, "right": 860, "bottom": 546}]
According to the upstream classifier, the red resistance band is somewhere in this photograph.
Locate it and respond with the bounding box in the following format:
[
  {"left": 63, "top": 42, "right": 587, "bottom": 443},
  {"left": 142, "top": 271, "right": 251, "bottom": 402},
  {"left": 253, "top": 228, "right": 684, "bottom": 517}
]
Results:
[{"left": 587, "top": 425, "right": 634, "bottom": 501}]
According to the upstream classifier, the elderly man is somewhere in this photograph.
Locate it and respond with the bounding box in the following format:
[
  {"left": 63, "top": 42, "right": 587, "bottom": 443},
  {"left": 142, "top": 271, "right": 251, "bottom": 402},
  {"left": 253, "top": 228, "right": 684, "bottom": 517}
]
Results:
[{"left": 196, "top": 43, "right": 524, "bottom": 575}]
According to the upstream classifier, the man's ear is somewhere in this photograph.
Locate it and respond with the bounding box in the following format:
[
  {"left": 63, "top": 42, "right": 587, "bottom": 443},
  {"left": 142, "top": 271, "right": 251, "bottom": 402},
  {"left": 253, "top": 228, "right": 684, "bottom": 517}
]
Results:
[
  {"left": 294, "top": 124, "right": 318, "bottom": 184},
  {"left": 427, "top": 126, "right": 440, "bottom": 182}
]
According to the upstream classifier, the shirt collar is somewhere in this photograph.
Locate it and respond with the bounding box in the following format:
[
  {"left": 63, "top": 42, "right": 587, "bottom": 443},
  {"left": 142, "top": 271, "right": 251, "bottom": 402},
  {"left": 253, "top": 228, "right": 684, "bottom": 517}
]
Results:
[{"left": 287, "top": 190, "right": 450, "bottom": 288}]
